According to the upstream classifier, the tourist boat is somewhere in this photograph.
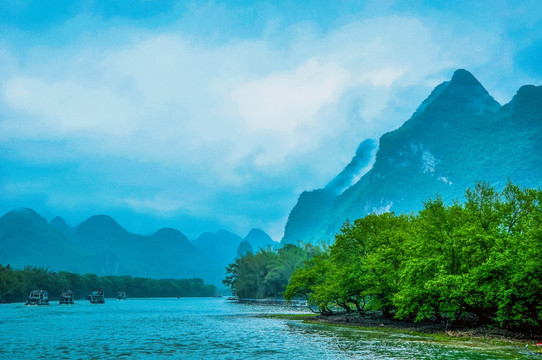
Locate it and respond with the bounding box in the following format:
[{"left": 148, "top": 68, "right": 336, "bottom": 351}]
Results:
[
  {"left": 116, "top": 291, "right": 126, "bottom": 300},
  {"left": 25, "top": 289, "right": 49, "bottom": 305},
  {"left": 89, "top": 288, "right": 105, "bottom": 304},
  {"left": 59, "top": 289, "right": 75, "bottom": 304}
]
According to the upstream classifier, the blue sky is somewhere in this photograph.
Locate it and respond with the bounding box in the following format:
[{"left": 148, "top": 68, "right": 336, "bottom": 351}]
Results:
[{"left": 1, "top": 0, "right": 541, "bottom": 240}]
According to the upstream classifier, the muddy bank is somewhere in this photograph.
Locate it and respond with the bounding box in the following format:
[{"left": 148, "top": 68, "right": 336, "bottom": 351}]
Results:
[{"left": 302, "top": 311, "right": 542, "bottom": 344}]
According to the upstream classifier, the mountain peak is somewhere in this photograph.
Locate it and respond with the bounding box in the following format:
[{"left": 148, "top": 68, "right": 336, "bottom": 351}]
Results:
[
  {"left": 415, "top": 69, "right": 500, "bottom": 117},
  {"left": 444, "top": 69, "right": 491, "bottom": 98},
  {"left": 0, "top": 208, "right": 48, "bottom": 229},
  {"left": 193, "top": 229, "right": 243, "bottom": 268},
  {"left": 445, "top": 69, "right": 496, "bottom": 102},
  {"left": 83, "top": 214, "right": 122, "bottom": 226},
  {"left": 50, "top": 216, "right": 71, "bottom": 235},
  {"left": 244, "top": 228, "right": 274, "bottom": 250},
  {"left": 50, "top": 216, "right": 68, "bottom": 225},
  {"left": 11, "top": 207, "right": 42, "bottom": 218},
  {"left": 281, "top": 70, "right": 542, "bottom": 245},
  {"left": 449, "top": 69, "right": 480, "bottom": 87},
  {"left": 502, "top": 84, "right": 542, "bottom": 125},
  {"left": 75, "top": 215, "right": 127, "bottom": 236},
  {"left": 151, "top": 227, "right": 189, "bottom": 243},
  {"left": 510, "top": 85, "right": 542, "bottom": 108},
  {"left": 244, "top": 228, "right": 268, "bottom": 239}
]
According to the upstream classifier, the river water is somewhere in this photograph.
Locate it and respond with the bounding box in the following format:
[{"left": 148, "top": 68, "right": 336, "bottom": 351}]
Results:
[{"left": 0, "top": 298, "right": 537, "bottom": 359}]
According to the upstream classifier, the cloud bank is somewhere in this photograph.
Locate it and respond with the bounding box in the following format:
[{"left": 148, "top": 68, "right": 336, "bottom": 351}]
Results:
[{"left": 0, "top": 1, "right": 540, "bottom": 239}]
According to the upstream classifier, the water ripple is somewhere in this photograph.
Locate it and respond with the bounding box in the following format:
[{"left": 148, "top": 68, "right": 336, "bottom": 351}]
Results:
[{"left": 0, "top": 299, "right": 536, "bottom": 359}]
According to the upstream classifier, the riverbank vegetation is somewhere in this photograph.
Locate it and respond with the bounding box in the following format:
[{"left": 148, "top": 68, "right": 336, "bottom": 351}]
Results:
[
  {"left": 285, "top": 181, "right": 541, "bottom": 335},
  {"left": 222, "top": 243, "right": 322, "bottom": 299},
  {"left": 270, "top": 312, "right": 542, "bottom": 355},
  {"left": 225, "top": 181, "right": 541, "bottom": 336},
  {"left": 0, "top": 265, "right": 216, "bottom": 302}
]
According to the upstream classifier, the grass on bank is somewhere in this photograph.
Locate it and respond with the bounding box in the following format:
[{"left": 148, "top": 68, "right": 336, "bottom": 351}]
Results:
[{"left": 262, "top": 313, "right": 542, "bottom": 355}]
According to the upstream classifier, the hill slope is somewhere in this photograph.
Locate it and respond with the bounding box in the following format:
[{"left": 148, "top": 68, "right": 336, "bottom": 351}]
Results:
[
  {"left": 282, "top": 139, "right": 377, "bottom": 244},
  {"left": 0, "top": 209, "right": 89, "bottom": 272},
  {"left": 192, "top": 230, "right": 243, "bottom": 269},
  {"left": 282, "top": 69, "right": 542, "bottom": 244},
  {"left": 0, "top": 210, "right": 225, "bottom": 284}
]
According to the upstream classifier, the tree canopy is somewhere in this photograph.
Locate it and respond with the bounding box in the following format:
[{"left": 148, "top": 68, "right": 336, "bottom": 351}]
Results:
[
  {"left": 223, "top": 243, "right": 322, "bottom": 299},
  {"left": 0, "top": 266, "right": 216, "bottom": 302},
  {"left": 282, "top": 181, "right": 541, "bottom": 332}
]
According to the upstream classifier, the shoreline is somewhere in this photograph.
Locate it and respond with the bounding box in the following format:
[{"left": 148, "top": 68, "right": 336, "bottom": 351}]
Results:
[{"left": 264, "top": 311, "right": 542, "bottom": 355}]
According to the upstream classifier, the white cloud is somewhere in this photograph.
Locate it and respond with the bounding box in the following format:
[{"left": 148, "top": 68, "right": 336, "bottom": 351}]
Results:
[
  {"left": 3, "top": 76, "right": 136, "bottom": 137},
  {"left": 0, "top": 17, "right": 474, "bottom": 163},
  {"left": 360, "top": 66, "right": 404, "bottom": 87},
  {"left": 0, "top": 12, "right": 514, "bottom": 237},
  {"left": 231, "top": 60, "right": 351, "bottom": 132},
  {"left": 122, "top": 196, "right": 185, "bottom": 214}
]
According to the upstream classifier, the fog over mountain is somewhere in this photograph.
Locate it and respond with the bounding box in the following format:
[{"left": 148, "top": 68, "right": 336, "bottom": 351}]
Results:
[
  {"left": 282, "top": 69, "right": 542, "bottom": 244},
  {"left": 0, "top": 208, "right": 274, "bottom": 285},
  {"left": 1, "top": 1, "right": 541, "bottom": 241},
  {"left": 2, "top": 69, "right": 540, "bottom": 281},
  {"left": 325, "top": 139, "right": 378, "bottom": 195}
]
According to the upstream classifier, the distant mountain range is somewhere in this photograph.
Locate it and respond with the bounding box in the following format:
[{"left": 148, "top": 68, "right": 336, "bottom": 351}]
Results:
[
  {"left": 4, "top": 69, "right": 540, "bottom": 277},
  {"left": 0, "top": 208, "right": 274, "bottom": 285},
  {"left": 282, "top": 69, "right": 542, "bottom": 244}
]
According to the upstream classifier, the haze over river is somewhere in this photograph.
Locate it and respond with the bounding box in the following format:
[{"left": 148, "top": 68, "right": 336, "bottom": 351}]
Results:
[{"left": 0, "top": 298, "right": 536, "bottom": 359}]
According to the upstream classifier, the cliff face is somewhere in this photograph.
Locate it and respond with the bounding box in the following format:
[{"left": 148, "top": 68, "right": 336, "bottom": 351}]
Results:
[
  {"left": 282, "top": 69, "right": 542, "bottom": 244},
  {"left": 281, "top": 139, "right": 377, "bottom": 245},
  {"left": 281, "top": 188, "right": 337, "bottom": 245}
]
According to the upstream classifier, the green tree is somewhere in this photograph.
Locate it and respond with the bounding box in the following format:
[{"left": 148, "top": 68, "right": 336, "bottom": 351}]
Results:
[
  {"left": 285, "top": 252, "right": 333, "bottom": 314},
  {"left": 224, "top": 244, "right": 320, "bottom": 300}
]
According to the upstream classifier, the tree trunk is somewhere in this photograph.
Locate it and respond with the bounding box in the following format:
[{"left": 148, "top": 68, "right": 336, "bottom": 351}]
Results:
[
  {"left": 338, "top": 302, "right": 351, "bottom": 313},
  {"left": 463, "top": 304, "right": 495, "bottom": 325},
  {"left": 382, "top": 306, "right": 393, "bottom": 319},
  {"left": 350, "top": 299, "right": 364, "bottom": 314},
  {"left": 321, "top": 307, "right": 333, "bottom": 316}
]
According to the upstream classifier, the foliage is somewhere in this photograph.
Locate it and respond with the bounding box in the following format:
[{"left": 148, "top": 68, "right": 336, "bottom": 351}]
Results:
[
  {"left": 0, "top": 266, "right": 216, "bottom": 302},
  {"left": 283, "top": 181, "right": 542, "bottom": 333},
  {"left": 285, "top": 252, "right": 332, "bottom": 313},
  {"left": 223, "top": 244, "right": 321, "bottom": 299}
]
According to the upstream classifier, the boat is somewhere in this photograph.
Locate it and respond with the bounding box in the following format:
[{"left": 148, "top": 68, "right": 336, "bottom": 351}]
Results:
[
  {"left": 25, "top": 289, "right": 49, "bottom": 305},
  {"left": 59, "top": 289, "right": 75, "bottom": 304},
  {"left": 88, "top": 288, "right": 105, "bottom": 304},
  {"left": 116, "top": 291, "right": 126, "bottom": 300}
]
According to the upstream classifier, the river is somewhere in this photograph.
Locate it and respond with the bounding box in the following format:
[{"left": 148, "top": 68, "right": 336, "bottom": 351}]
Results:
[{"left": 0, "top": 298, "right": 537, "bottom": 359}]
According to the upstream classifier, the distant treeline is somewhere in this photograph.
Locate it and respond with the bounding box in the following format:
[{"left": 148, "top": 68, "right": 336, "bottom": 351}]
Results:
[
  {"left": 0, "top": 265, "right": 216, "bottom": 303},
  {"left": 284, "top": 181, "right": 542, "bottom": 332},
  {"left": 223, "top": 243, "right": 322, "bottom": 299}
]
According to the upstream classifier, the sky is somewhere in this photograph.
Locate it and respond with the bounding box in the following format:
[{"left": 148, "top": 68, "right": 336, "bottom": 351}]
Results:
[{"left": 1, "top": 0, "right": 541, "bottom": 240}]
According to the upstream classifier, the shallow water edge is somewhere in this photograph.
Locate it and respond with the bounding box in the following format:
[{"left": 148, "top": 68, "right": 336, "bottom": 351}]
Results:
[
  {"left": 2, "top": 298, "right": 540, "bottom": 359},
  {"left": 264, "top": 312, "right": 542, "bottom": 357}
]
